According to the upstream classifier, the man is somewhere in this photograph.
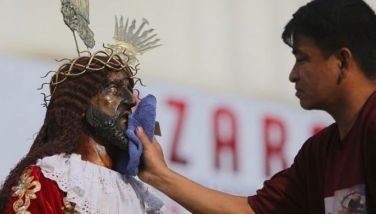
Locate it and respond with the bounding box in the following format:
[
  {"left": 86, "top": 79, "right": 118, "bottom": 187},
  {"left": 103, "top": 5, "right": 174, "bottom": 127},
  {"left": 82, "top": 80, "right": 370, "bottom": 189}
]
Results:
[
  {"left": 136, "top": 0, "right": 376, "bottom": 213},
  {"left": 0, "top": 53, "right": 165, "bottom": 213}
]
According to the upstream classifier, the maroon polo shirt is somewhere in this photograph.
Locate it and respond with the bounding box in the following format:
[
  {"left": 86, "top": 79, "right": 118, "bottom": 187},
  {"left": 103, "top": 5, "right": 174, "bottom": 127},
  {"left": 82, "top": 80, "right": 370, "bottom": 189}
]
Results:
[{"left": 249, "top": 91, "right": 376, "bottom": 213}]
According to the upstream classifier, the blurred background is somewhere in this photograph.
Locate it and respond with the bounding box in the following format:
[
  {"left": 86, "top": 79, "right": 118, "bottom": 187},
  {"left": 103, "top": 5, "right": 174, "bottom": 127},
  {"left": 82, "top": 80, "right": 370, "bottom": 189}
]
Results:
[{"left": 1, "top": 0, "right": 374, "bottom": 213}]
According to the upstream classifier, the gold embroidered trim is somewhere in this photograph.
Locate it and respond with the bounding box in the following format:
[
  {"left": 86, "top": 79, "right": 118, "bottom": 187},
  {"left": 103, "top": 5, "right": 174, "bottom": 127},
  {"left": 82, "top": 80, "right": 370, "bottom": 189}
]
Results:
[
  {"left": 11, "top": 168, "right": 41, "bottom": 214},
  {"left": 62, "top": 197, "right": 78, "bottom": 214}
]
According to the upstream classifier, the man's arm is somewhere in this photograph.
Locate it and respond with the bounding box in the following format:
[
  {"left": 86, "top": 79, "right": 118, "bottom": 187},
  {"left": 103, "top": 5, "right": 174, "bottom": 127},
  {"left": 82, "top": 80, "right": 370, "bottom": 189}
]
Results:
[{"left": 136, "top": 127, "right": 254, "bottom": 214}]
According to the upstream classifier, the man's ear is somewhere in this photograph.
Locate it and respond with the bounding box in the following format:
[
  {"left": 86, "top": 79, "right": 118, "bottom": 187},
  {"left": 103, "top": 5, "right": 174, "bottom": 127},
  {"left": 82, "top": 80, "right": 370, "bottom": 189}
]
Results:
[
  {"left": 336, "top": 48, "right": 352, "bottom": 84},
  {"left": 336, "top": 48, "right": 353, "bottom": 69}
]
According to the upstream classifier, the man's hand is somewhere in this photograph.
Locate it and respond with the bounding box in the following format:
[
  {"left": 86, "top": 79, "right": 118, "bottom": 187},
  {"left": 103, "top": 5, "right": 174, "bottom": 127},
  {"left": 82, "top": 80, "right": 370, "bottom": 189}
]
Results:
[
  {"left": 136, "top": 127, "right": 169, "bottom": 185},
  {"left": 136, "top": 126, "right": 254, "bottom": 214}
]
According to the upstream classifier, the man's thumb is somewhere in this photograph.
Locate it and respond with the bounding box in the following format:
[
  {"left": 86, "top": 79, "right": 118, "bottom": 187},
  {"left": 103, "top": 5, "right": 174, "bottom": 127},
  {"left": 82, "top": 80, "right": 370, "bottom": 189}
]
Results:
[{"left": 136, "top": 126, "right": 150, "bottom": 147}]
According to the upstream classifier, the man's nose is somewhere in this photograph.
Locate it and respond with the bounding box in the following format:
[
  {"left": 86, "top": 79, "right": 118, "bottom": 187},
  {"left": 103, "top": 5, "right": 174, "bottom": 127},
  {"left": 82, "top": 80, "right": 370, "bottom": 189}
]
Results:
[{"left": 289, "top": 66, "right": 299, "bottom": 83}]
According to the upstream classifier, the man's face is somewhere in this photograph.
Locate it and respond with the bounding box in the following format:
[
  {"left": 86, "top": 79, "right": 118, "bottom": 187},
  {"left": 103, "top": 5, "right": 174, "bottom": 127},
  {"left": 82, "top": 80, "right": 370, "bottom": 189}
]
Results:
[
  {"left": 289, "top": 34, "right": 341, "bottom": 110},
  {"left": 91, "top": 71, "right": 136, "bottom": 129}
]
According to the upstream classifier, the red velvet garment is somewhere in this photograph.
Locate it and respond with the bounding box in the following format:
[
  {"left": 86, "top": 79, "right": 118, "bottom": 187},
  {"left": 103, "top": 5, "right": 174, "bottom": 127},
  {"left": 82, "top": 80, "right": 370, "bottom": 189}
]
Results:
[{"left": 5, "top": 166, "right": 68, "bottom": 214}]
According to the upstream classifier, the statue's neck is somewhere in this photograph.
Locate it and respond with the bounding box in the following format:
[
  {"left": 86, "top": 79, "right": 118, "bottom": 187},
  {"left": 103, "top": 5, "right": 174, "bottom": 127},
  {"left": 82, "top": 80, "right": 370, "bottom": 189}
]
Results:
[{"left": 75, "top": 133, "right": 113, "bottom": 169}]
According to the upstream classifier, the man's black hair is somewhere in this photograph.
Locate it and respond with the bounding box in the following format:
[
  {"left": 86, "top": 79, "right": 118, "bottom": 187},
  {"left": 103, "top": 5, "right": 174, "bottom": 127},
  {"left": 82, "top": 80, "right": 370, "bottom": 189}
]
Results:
[{"left": 282, "top": 0, "right": 376, "bottom": 79}]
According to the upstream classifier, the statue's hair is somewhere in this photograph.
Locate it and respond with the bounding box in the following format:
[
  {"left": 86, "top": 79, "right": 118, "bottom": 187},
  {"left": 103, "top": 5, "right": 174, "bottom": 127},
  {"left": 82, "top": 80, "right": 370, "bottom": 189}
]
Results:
[{"left": 0, "top": 55, "right": 135, "bottom": 210}]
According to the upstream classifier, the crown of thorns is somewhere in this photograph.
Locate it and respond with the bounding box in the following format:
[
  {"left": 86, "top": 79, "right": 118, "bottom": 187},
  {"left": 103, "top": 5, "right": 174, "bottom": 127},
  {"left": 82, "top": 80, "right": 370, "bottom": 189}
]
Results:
[{"left": 39, "top": 46, "right": 144, "bottom": 107}]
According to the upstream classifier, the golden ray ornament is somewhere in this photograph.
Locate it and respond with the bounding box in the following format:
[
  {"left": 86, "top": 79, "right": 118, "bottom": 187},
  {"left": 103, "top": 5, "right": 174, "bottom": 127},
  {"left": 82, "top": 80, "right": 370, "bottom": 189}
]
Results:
[{"left": 107, "top": 16, "right": 162, "bottom": 66}]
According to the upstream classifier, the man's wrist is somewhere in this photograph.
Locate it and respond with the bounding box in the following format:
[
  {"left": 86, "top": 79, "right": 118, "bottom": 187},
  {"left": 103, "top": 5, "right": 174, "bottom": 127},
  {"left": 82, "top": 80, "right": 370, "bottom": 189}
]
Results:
[{"left": 150, "top": 167, "right": 174, "bottom": 189}]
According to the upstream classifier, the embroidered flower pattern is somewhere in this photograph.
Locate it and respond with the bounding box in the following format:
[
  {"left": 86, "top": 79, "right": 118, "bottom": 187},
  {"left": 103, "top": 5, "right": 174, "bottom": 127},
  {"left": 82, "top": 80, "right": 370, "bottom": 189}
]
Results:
[{"left": 11, "top": 168, "right": 41, "bottom": 214}]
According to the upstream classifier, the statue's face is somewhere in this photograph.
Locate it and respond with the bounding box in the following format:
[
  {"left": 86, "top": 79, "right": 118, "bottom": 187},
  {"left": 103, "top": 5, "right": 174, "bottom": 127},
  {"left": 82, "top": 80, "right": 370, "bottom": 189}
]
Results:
[
  {"left": 85, "top": 71, "right": 136, "bottom": 150},
  {"left": 92, "top": 71, "right": 135, "bottom": 129}
]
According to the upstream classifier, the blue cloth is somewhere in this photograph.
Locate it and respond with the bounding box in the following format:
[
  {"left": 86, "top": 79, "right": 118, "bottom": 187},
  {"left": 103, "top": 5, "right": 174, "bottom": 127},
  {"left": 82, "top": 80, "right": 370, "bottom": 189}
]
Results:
[{"left": 115, "top": 94, "right": 156, "bottom": 175}]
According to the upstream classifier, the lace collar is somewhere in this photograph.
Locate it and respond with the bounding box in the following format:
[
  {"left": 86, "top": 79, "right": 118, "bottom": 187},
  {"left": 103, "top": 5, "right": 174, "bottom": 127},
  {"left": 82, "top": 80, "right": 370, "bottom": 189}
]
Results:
[{"left": 36, "top": 153, "right": 166, "bottom": 214}]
